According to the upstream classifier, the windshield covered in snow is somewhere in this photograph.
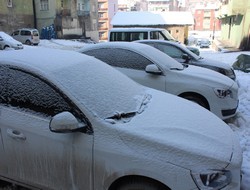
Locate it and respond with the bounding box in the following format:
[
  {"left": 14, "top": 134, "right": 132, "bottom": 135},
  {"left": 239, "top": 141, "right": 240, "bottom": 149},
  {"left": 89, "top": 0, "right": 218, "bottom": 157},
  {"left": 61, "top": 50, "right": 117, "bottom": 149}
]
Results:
[
  {"left": 51, "top": 55, "right": 148, "bottom": 119},
  {"left": 0, "top": 31, "right": 16, "bottom": 41}
]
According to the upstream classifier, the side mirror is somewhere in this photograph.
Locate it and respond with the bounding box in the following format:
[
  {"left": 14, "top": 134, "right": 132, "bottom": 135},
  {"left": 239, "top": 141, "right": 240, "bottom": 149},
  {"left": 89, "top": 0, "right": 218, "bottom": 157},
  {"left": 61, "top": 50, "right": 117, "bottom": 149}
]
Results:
[
  {"left": 49, "top": 112, "right": 87, "bottom": 133},
  {"left": 145, "top": 64, "right": 162, "bottom": 75},
  {"left": 0, "top": 37, "right": 3, "bottom": 41},
  {"left": 182, "top": 54, "right": 191, "bottom": 63}
]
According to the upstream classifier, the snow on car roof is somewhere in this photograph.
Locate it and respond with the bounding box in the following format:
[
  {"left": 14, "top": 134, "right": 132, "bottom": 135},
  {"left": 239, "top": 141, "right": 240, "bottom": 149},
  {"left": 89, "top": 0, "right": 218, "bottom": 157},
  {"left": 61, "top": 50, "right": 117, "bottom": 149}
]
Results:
[
  {"left": 79, "top": 42, "right": 183, "bottom": 70},
  {"left": 0, "top": 48, "right": 146, "bottom": 119},
  {"left": 0, "top": 31, "right": 19, "bottom": 42}
]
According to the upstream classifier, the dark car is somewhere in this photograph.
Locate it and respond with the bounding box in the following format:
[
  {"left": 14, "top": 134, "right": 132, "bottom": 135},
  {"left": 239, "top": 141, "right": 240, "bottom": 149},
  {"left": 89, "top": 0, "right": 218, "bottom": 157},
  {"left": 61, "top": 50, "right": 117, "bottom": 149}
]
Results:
[{"left": 136, "top": 40, "right": 236, "bottom": 80}]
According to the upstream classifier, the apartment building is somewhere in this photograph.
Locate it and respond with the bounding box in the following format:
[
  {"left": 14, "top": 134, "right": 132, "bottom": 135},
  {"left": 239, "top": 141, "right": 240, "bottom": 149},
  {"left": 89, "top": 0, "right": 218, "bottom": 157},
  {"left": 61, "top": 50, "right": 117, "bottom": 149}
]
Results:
[
  {"left": 193, "top": 3, "right": 220, "bottom": 31},
  {"left": 0, "top": 0, "right": 35, "bottom": 33},
  {"left": 98, "top": 0, "right": 118, "bottom": 41},
  {"left": 35, "top": 0, "right": 99, "bottom": 41}
]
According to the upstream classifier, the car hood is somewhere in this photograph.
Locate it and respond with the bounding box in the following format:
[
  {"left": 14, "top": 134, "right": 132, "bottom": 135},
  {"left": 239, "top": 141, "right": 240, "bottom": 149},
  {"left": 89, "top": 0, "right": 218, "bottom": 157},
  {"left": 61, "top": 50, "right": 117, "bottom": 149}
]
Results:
[
  {"left": 193, "top": 57, "right": 233, "bottom": 70},
  {"left": 179, "top": 65, "right": 234, "bottom": 87},
  {"left": 114, "top": 89, "right": 236, "bottom": 171}
]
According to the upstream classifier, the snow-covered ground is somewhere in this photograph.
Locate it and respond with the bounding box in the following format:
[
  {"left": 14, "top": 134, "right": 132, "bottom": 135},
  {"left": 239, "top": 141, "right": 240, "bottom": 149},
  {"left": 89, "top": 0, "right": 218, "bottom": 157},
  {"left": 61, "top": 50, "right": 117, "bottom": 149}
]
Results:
[
  {"left": 22, "top": 40, "right": 250, "bottom": 189},
  {"left": 200, "top": 49, "right": 250, "bottom": 190}
]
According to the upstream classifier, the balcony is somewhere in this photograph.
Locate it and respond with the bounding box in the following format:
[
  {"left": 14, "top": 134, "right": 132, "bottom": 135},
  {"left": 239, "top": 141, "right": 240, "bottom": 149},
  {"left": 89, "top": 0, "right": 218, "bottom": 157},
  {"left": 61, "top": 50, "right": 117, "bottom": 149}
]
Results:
[
  {"left": 218, "top": 0, "right": 246, "bottom": 18},
  {"left": 98, "top": 8, "right": 108, "bottom": 12}
]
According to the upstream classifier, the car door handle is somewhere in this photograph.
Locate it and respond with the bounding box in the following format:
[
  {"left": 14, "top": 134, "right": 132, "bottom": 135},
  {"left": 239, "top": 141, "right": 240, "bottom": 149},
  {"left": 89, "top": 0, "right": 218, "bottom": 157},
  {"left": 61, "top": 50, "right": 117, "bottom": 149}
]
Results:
[{"left": 7, "top": 129, "right": 26, "bottom": 140}]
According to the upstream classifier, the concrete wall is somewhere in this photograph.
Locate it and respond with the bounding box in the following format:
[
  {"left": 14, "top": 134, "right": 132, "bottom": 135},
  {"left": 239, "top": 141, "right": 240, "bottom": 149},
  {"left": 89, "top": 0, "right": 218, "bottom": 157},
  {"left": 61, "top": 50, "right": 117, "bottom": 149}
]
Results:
[
  {"left": 220, "top": 0, "right": 250, "bottom": 50},
  {"left": 0, "top": 0, "right": 34, "bottom": 33}
]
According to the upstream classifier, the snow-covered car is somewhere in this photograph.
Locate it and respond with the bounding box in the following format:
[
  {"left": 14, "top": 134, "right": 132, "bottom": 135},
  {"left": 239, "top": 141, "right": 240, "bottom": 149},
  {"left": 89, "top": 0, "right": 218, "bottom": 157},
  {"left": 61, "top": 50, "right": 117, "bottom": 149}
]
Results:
[
  {"left": 0, "top": 31, "right": 23, "bottom": 50},
  {"left": 136, "top": 40, "right": 236, "bottom": 80},
  {"left": 78, "top": 42, "right": 239, "bottom": 120},
  {"left": 0, "top": 48, "right": 242, "bottom": 190}
]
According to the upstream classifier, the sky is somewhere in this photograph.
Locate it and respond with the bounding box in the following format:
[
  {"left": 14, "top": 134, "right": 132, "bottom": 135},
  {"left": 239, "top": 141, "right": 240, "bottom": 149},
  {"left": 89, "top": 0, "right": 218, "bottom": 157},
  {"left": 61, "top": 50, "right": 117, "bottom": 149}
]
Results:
[{"left": 5, "top": 39, "right": 250, "bottom": 189}]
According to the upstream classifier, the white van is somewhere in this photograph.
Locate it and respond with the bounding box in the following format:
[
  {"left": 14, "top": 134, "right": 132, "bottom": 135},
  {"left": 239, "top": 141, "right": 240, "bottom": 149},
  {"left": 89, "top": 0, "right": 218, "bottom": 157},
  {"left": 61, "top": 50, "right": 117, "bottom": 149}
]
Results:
[
  {"left": 108, "top": 27, "right": 176, "bottom": 42},
  {"left": 108, "top": 27, "right": 200, "bottom": 55},
  {"left": 11, "top": 28, "right": 40, "bottom": 45}
]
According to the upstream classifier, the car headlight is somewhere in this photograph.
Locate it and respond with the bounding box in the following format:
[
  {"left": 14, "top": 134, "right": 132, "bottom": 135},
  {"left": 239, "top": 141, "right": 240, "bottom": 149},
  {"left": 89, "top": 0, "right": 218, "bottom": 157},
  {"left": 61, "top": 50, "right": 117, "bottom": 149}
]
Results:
[
  {"left": 214, "top": 88, "right": 232, "bottom": 98},
  {"left": 191, "top": 169, "right": 232, "bottom": 189}
]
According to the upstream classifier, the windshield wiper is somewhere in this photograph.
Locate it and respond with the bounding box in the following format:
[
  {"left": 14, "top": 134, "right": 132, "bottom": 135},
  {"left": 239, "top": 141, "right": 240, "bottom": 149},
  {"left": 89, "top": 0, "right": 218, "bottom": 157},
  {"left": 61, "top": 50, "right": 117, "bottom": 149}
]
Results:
[{"left": 106, "top": 112, "right": 136, "bottom": 120}]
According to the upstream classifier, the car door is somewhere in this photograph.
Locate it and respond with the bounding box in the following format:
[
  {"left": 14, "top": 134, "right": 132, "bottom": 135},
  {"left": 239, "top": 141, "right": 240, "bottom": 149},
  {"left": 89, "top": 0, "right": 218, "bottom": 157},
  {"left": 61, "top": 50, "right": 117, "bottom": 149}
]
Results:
[
  {"left": 84, "top": 48, "right": 166, "bottom": 91},
  {"left": 0, "top": 66, "right": 93, "bottom": 189}
]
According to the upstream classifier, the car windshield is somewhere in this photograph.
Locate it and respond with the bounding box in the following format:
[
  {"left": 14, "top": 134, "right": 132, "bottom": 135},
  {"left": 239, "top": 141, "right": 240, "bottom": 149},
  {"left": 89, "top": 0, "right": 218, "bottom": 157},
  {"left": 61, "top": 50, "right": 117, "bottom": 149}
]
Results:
[
  {"left": 49, "top": 54, "right": 149, "bottom": 119},
  {"left": 0, "top": 32, "right": 15, "bottom": 40}
]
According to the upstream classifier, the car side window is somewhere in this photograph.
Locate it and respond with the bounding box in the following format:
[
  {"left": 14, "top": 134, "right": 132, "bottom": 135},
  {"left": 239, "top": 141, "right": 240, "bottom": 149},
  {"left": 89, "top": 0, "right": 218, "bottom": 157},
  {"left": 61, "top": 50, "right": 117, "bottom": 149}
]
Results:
[
  {"left": 20, "top": 30, "right": 31, "bottom": 36},
  {"left": 11, "top": 31, "right": 19, "bottom": 36},
  {"left": 157, "top": 44, "right": 184, "bottom": 59},
  {"left": 84, "top": 48, "right": 153, "bottom": 70},
  {"left": 0, "top": 66, "right": 74, "bottom": 117}
]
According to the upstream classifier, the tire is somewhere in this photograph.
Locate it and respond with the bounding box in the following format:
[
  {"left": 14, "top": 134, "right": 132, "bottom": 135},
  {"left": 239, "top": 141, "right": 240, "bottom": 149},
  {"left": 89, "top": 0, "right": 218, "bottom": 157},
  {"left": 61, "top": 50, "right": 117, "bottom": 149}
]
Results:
[
  {"left": 114, "top": 177, "right": 170, "bottom": 190},
  {"left": 25, "top": 40, "right": 31, "bottom": 45},
  {"left": 3, "top": 45, "right": 9, "bottom": 49},
  {"left": 183, "top": 95, "right": 209, "bottom": 109}
]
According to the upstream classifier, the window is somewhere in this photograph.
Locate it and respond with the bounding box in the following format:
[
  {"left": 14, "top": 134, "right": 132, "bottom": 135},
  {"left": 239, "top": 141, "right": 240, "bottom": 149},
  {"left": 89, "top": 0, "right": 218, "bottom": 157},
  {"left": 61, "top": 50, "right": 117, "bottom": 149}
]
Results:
[
  {"left": 7, "top": 0, "right": 12, "bottom": 7},
  {"left": 11, "top": 31, "right": 19, "bottom": 36},
  {"left": 0, "top": 66, "right": 74, "bottom": 117},
  {"left": 157, "top": 44, "right": 183, "bottom": 59},
  {"left": 84, "top": 48, "right": 154, "bottom": 70},
  {"left": 150, "top": 31, "right": 166, "bottom": 40},
  {"left": 20, "top": 30, "right": 31, "bottom": 36},
  {"left": 110, "top": 32, "right": 147, "bottom": 41},
  {"left": 40, "top": 0, "right": 49, "bottom": 11}
]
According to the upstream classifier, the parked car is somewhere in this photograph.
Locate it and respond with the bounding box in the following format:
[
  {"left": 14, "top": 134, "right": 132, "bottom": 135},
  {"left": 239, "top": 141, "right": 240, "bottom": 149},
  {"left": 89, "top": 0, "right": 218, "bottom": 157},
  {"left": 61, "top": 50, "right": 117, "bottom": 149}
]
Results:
[
  {"left": 196, "top": 38, "right": 210, "bottom": 48},
  {"left": 136, "top": 40, "right": 236, "bottom": 80},
  {"left": 79, "top": 42, "right": 239, "bottom": 120},
  {"left": 0, "top": 31, "right": 23, "bottom": 50},
  {"left": 0, "top": 48, "right": 242, "bottom": 190},
  {"left": 11, "top": 28, "right": 40, "bottom": 45},
  {"left": 108, "top": 27, "right": 200, "bottom": 56}
]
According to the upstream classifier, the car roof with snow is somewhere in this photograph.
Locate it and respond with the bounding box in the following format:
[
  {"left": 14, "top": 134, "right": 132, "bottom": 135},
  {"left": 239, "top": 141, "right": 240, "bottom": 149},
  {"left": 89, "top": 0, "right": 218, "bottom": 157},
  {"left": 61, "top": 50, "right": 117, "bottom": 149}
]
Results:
[
  {"left": 0, "top": 48, "right": 146, "bottom": 119},
  {"left": 79, "top": 42, "right": 183, "bottom": 70},
  {"left": 135, "top": 39, "right": 200, "bottom": 58}
]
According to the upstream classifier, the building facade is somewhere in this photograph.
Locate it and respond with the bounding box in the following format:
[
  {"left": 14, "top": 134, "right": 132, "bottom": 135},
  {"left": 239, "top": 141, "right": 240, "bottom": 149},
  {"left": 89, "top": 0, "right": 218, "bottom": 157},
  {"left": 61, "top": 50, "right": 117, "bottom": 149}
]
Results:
[
  {"left": 98, "top": 0, "right": 118, "bottom": 41},
  {"left": 35, "top": 0, "right": 99, "bottom": 41},
  {"left": 0, "top": 0, "right": 99, "bottom": 41},
  {"left": 0, "top": 0, "right": 35, "bottom": 33},
  {"left": 193, "top": 4, "right": 221, "bottom": 31},
  {"left": 217, "top": 0, "right": 250, "bottom": 50}
]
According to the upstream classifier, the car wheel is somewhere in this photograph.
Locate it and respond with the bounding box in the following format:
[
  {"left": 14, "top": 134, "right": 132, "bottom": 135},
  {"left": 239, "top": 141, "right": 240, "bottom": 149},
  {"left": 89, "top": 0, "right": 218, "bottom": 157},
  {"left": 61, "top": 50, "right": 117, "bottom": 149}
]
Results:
[
  {"left": 113, "top": 177, "right": 170, "bottom": 190},
  {"left": 3, "top": 45, "right": 9, "bottom": 49},
  {"left": 182, "top": 95, "right": 209, "bottom": 110},
  {"left": 25, "top": 40, "right": 31, "bottom": 45}
]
